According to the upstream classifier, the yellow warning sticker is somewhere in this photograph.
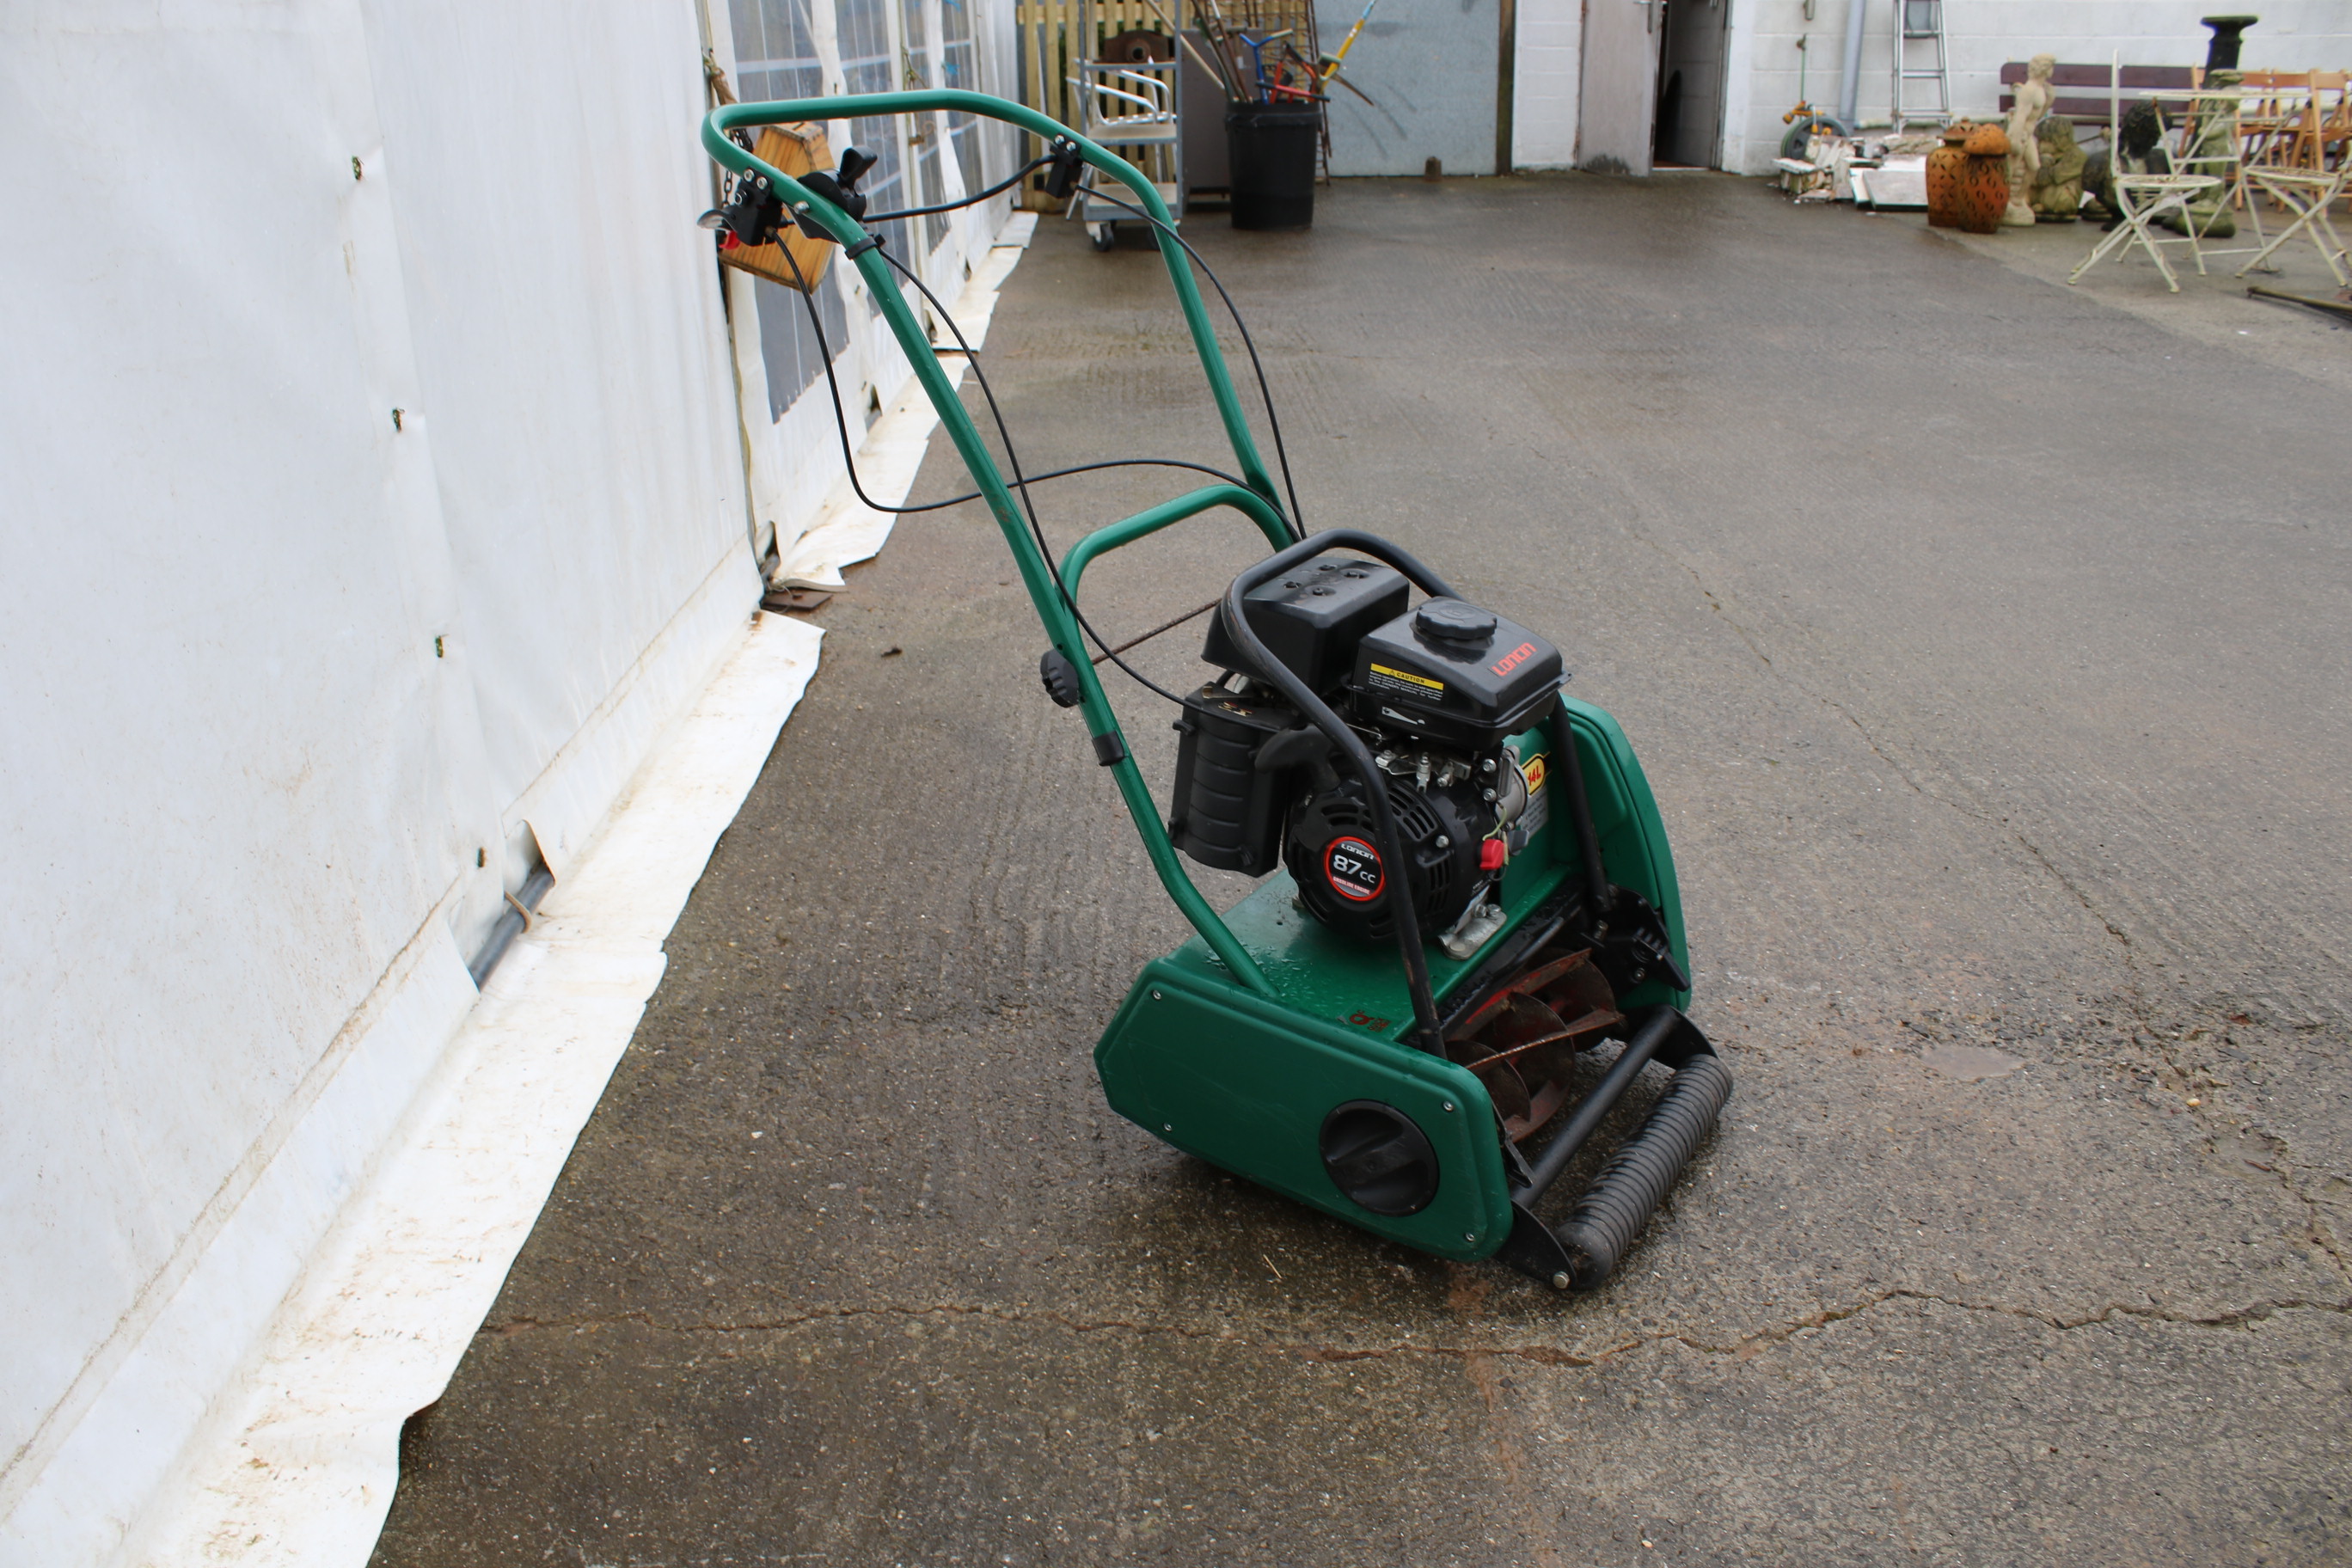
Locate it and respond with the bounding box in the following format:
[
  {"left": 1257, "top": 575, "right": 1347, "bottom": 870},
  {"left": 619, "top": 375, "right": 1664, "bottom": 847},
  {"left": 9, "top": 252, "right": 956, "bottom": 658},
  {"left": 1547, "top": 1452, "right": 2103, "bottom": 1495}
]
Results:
[
  {"left": 1516, "top": 750, "right": 1551, "bottom": 837},
  {"left": 1367, "top": 662, "right": 1445, "bottom": 694}
]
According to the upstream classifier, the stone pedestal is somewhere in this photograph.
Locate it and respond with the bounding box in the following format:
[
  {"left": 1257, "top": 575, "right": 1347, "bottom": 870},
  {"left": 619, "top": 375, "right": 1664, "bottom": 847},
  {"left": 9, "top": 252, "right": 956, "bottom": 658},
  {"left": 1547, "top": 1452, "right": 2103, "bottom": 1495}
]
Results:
[
  {"left": 2202, "top": 15, "right": 2257, "bottom": 70},
  {"left": 2156, "top": 71, "right": 2243, "bottom": 238}
]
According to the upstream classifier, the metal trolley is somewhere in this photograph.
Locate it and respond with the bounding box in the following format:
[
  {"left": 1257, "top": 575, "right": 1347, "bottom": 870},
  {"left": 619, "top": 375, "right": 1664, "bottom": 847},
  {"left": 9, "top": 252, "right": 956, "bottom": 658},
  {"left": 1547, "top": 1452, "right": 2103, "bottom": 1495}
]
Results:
[{"left": 1066, "top": 1, "right": 1185, "bottom": 249}]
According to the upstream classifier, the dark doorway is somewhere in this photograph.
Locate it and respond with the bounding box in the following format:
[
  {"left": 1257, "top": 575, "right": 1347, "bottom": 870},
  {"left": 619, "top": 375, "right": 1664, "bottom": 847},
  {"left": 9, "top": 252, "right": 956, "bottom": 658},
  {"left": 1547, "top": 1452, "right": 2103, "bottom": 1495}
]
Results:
[{"left": 1653, "top": 0, "right": 1730, "bottom": 168}]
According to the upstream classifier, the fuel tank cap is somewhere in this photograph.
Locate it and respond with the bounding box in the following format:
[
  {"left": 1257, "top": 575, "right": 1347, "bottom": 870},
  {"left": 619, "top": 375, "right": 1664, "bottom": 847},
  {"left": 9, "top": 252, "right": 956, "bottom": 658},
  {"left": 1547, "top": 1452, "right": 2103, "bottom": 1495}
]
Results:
[{"left": 1414, "top": 597, "right": 1498, "bottom": 646}]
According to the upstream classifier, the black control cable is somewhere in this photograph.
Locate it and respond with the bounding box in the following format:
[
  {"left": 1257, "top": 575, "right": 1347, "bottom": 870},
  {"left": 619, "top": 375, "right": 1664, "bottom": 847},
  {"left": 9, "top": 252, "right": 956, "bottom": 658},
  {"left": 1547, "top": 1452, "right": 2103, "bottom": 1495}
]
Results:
[
  {"left": 774, "top": 236, "right": 1188, "bottom": 705},
  {"left": 769, "top": 240, "right": 1251, "bottom": 515},
  {"left": 761, "top": 153, "right": 1314, "bottom": 705},
  {"left": 763, "top": 160, "right": 1305, "bottom": 540},
  {"left": 1066, "top": 182, "right": 1307, "bottom": 538},
  {"left": 874, "top": 243, "right": 1197, "bottom": 707},
  {"left": 860, "top": 153, "right": 1050, "bottom": 224}
]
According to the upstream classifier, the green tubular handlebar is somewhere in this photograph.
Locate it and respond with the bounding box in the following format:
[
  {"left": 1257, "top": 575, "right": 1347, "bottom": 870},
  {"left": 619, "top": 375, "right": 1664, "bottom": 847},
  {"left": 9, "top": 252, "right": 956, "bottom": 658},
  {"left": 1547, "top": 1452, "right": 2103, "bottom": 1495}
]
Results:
[
  {"left": 1058, "top": 484, "right": 1293, "bottom": 595},
  {"left": 701, "top": 93, "right": 1281, "bottom": 512},
  {"left": 701, "top": 92, "right": 1293, "bottom": 995}
]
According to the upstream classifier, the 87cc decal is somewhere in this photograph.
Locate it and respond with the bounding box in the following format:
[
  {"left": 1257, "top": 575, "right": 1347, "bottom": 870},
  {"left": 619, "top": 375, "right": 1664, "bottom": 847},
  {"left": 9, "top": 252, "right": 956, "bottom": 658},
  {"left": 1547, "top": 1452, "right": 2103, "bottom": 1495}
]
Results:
[{"left": 1323, "top": 836, "right": 1384, "bottom": 902}]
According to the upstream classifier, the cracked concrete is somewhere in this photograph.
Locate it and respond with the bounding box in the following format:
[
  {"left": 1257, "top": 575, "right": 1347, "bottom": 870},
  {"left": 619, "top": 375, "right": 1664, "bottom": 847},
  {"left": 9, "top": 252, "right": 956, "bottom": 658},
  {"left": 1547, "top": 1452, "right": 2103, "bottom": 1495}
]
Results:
[
  {"left": 373, "top": 175, "right": 2350, "bottom": 1565},
  {"left": 450, "top": 1280, "right": 2352, "bottom": 1373}
]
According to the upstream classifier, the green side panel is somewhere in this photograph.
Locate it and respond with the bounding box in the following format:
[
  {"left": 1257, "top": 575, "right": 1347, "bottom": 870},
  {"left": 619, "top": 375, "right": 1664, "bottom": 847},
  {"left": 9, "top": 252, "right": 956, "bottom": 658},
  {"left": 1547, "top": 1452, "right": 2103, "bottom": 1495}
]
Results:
[
  {"left": 1093, "top": 965, "right": 1514, "bottom": 1260},
  {"left": 1558, "top": 697, "right": 1692, "bottom": 1012}
]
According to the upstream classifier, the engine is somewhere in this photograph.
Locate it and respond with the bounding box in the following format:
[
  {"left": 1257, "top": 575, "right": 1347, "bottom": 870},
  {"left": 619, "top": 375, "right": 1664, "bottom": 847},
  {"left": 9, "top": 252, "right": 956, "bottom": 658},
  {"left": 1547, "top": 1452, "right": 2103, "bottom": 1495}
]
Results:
[{"left": 1167, "top": 554, "right": 1564, "bottom": 957}]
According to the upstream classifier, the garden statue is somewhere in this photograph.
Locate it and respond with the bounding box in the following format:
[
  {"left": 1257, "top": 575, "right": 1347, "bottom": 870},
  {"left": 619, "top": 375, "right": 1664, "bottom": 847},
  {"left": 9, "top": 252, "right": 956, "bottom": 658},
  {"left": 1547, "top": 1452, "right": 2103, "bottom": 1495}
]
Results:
[
  {"left": 2030, "top": 114, "right": 2086, "bottom": 219},
  {"left": 2003, "top": 54, "right": 2055, "bottom": 228}
]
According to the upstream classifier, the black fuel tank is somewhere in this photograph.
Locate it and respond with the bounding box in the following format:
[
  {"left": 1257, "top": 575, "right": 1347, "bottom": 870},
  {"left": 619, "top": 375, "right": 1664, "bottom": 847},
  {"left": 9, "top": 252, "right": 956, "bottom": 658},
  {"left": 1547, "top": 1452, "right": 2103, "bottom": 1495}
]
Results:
[
  {"left": 1202, "top": 554, "right": 1409, "bottom": 693},
  {"left": 1347, "top": 597, "right": 1562, "bottom": 750}
]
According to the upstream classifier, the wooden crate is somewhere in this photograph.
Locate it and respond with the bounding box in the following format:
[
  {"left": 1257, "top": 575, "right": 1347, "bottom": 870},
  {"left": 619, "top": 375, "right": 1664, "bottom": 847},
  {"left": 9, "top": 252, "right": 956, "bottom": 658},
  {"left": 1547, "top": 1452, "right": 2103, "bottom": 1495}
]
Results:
[{"left": 717, "top": 122, "right": 838, "bottom": 294}]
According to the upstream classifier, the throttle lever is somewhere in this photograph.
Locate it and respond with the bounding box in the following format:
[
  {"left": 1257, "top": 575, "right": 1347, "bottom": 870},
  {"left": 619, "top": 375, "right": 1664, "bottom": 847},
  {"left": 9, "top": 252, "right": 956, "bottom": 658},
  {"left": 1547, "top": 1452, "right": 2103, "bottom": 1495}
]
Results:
[
  {"left": 696, "top": 171, "right": 784, "bottom": 248},
  {"left": 796, "top": 148, "right": 874, "bottom": 237},
  {"left": 1043, "top": 135, "right": 1086, "bottom": 200}
]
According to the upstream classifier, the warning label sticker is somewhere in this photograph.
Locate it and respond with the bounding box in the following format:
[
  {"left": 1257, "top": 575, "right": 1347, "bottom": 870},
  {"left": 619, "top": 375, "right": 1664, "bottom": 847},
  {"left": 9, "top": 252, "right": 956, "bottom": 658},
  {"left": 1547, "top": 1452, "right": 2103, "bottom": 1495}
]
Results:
[
  {"left": 1323, "top": 835, "right": 1385, "bottom": 902},
  {"left": 1516, "top": 749, "right": 1551, "bottom": 838},
  {"left": 1363, "top": 662, "right": 1444, "bottom": 701}
]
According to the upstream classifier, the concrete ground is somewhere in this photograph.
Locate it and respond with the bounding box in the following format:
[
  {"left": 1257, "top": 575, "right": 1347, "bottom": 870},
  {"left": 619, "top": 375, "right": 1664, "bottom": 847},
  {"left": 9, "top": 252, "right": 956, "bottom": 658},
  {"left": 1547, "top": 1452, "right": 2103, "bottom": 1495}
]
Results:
[{"left": 371, "top": 176, "right": 2351, "bottom": 1567}]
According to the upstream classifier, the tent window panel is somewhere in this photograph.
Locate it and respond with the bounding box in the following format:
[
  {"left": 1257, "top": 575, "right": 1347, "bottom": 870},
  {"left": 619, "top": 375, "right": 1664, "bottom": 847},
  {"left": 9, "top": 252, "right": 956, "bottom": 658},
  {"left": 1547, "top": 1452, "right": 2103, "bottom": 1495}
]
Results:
[
  {"left": 837, "top": 0, "right": 916, "bottom": 260},
  {"left": 754, "top": 273, "right": 848, "bottom": 419},
  {"left": 729, "top": 0, "right": 843, "bottom": 415},
  {"left": 901, "top": 0, "right": 949, "bottom": 250},
  {"left": 940, "top": 0, "right": 983, "bottom": 193},
  {"left": 735, "top": 0, "right": 824, "bottom": 102}
]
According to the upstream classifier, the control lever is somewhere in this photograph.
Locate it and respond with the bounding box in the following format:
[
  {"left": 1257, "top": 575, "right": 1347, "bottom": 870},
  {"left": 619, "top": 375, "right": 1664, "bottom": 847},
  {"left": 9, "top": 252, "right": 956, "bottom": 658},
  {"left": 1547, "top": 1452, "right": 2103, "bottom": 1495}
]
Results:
[
  {"left": 1043, "top": 135, "right": 1086, "bottom": 200},
  {"left": 796, "top": 146, "right": 876, "bottom": 236},
  {"left": 698, "top": 146, "right": 881, "bottom": 248},
  {"left": 696, "top": 170, "right": 784, "bottom": 248}
]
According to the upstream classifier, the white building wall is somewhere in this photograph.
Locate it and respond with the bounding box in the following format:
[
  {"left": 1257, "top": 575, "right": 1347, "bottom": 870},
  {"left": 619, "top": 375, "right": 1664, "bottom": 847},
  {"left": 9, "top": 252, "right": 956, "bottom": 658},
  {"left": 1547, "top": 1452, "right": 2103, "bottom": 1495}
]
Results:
[
  {"left": 1515, "top": 0, "right": 1588, "bottom": 168},
  {"left": 1724, "top": 0, "right": 2352, "bottom": 174}
]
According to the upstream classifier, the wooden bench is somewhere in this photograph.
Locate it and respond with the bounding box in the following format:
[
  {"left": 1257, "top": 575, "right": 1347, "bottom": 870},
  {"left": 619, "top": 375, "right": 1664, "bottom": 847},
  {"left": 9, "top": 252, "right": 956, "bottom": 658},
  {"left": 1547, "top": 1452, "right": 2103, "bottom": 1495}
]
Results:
[{"left": 1999, "top": 62, "right": 2199, "bottom": 126}]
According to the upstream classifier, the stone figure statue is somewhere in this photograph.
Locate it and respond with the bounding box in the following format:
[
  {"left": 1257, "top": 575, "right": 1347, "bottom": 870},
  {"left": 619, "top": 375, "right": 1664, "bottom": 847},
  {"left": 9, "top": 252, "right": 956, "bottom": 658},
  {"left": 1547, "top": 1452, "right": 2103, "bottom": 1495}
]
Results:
[
  {"left": 2154, "top": 69, "right": 2241, "bottom": 239},
  {"left": 2003, "top": 53, "right": 2055, "bottom": 228},
  {"left": 2030, "top": 115, "right": 2087, "bottom": 220},
  {"left": 2083, "top": 101, "right": 2172, "bottom": 229}
]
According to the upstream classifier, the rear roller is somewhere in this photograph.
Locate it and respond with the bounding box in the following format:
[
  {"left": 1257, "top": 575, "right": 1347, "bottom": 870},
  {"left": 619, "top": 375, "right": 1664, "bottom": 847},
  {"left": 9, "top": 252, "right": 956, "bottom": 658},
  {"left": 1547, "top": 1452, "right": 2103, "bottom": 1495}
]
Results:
[
  {"left": 1555, "top": 1051, "right": 1733, "bottom": 1287},
  {"left": 1491, "top": 1006, "right": 1731, "bottom": 1291}
]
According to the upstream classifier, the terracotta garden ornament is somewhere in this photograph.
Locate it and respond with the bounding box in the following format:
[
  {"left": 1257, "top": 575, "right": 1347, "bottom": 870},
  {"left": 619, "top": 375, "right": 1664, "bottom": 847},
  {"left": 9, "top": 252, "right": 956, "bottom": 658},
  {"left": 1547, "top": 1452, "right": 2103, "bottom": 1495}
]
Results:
[
  {"left": 1925, "top": 120, "right": 1972, "bottom": 228},
  {"left": 1955, "top": 122, "right": 2013, "bottom": 234}
]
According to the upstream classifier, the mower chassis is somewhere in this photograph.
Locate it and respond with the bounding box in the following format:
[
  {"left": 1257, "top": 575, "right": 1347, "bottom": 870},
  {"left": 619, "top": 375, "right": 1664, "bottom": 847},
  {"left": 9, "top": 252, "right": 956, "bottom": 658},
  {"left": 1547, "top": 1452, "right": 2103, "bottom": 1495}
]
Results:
[{"left": 1095, "top": 697, "right": 1730, "bottom": 1285}]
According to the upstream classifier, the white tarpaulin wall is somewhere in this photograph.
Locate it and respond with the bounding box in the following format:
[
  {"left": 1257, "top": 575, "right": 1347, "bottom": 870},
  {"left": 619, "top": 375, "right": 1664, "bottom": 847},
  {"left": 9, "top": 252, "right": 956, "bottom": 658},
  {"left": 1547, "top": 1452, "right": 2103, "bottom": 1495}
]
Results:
[
  {"left": 1, "top": 0, "right": 754, "bottom": 1554},
  {"left": 0, "top": 0, "right": 1021, "bottom": 1561}
]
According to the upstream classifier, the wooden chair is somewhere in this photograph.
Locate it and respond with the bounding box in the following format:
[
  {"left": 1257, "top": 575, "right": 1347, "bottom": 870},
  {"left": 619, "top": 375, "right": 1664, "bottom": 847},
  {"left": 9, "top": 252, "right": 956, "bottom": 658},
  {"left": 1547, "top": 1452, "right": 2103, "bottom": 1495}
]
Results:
[
  {"left": 2070, "top": 57, "right": 2225, "bottom": 292},
  {"left": 2291, "top": 71, "right": 2349, "bottom": 184},
  {"left": 2233, "top": 70, "right": 2312, "bottom": 172}
]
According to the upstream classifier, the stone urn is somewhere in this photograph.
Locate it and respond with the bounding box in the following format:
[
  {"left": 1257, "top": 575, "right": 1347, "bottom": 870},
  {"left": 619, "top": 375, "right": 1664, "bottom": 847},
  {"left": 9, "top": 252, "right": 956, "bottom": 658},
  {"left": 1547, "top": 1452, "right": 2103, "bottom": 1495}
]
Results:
[
  {"left": 1925, "top": 121, "right": 1974, "bottom": 228},
  {"left": 1951, "top": 122, "right": 2012, "bottom": 233}
]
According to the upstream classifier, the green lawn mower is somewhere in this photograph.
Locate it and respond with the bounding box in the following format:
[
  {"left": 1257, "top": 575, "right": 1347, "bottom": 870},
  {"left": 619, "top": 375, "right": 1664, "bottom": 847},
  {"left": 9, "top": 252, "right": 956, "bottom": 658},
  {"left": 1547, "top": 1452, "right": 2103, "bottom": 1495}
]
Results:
[{"left": 702, "top": 91, "right": 1730, "bottom": 1290}]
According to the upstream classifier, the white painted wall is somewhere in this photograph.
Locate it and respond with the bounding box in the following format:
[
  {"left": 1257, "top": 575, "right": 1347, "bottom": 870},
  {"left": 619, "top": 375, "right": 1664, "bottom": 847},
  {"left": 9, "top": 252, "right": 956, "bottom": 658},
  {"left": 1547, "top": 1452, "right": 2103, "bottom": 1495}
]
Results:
[
  {"left": 1515, "top": 0, "right": 1588, "bottom": 168},
  {"left": 1723, "top": 0, "right": 2352, "bottom": 174}
]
